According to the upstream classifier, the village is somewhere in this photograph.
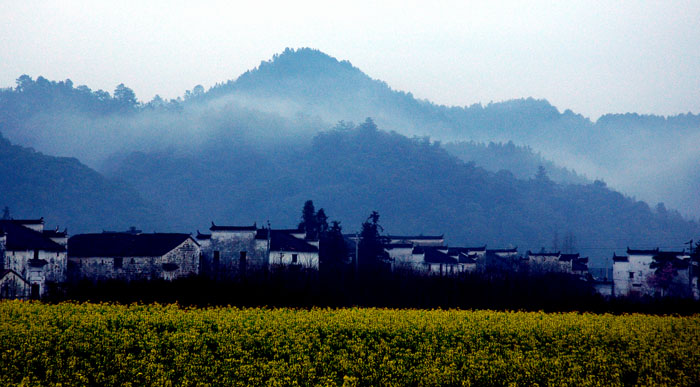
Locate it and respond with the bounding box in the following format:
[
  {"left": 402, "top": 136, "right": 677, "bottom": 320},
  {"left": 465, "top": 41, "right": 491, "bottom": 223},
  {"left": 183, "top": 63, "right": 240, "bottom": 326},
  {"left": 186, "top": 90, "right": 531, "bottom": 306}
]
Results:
[{"left": 1, "top": 215, "right": 698, "bottom": 301}]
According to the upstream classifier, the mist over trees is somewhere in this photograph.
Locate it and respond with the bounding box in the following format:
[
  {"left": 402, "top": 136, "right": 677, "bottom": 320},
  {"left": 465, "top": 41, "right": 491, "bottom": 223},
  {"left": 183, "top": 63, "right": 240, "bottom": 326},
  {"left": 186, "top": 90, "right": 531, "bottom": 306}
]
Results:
[
  {"left": 102, "top": 119, "right": 697, "bottom": 266},
  {"left": 443, "top": 141, "right": 589, "bottom": 184},
  {"left": 1, "top": 48, "right": 698, "bottom": 267},
  {"left": 1, "top": 48, "right": 698, "bottom": 217},
  {"left": 0, "top": 132, "right": 162, "bottom": 232}
]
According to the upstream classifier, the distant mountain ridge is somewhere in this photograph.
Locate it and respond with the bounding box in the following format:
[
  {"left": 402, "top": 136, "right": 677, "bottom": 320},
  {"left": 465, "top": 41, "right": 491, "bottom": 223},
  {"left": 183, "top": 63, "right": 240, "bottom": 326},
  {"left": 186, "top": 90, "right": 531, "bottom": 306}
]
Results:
[
  {"left": 0, "top": 132, "right": 163, "bottom": 233},
  {"left": 105, "top": 120, "right": 699, "bottom": 265},
  {"left": 195, "top": 48, "right": 700, "bottom": 217},
  {"left": 0, "top": 47, "right": 698, "bottom": 218}
]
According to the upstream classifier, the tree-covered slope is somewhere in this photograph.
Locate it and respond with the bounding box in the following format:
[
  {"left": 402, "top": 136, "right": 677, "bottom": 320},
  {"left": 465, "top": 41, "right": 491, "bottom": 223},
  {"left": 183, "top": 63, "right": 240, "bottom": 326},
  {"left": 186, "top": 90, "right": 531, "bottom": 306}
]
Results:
[
  {"left": 2, "top": 48, "right": 698, "bottom": 218},
  {"left": 107, "top": 120, "right": 699, "bottom": 261},
  {"left": 0, "top": 133, "right": 163, "bottom": 233}
]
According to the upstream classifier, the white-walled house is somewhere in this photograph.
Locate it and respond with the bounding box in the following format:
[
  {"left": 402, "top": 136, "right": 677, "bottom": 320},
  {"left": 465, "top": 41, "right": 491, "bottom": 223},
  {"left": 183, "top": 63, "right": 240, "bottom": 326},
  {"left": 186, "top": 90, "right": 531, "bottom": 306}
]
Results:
[
  {"left": 612, "top": 248, "right": 692, "bottom": 298},
  {"left": 199, "top": 224, "right": 269, "bottom": 279},
  {"left": 0, "top": 218, "right": 67, "bottom": 298},
  {"left": 386, "top": 243, "right": 418, "bottom": 271},
  {"left": 558, "top": 253, "right": 578, "bottom": 273},
  {"left": 259, "top": 229, "right": 319, "bottom": 270},
  {"left": 487, "top": 247, "right": 518, "bottom": 259},
  {"left": 422, "top": 246, "right": 459, "bottom": 275},
  {"left": 526, "top": 251, "right": 561, "bottom": 270},
  {"left": 198, "top": 225, "right": 319, "bottom": 275},
  {"left": 571, "top": 256, "right": 590, "bottom": 279},
  {"left": 68, "top": 232, "right": 200, "bottom": 282}
]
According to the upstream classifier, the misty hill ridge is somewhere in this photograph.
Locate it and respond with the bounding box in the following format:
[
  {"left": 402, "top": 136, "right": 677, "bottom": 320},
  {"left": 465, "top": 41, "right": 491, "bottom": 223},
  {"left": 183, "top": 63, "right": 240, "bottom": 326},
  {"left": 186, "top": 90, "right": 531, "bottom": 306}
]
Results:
[
  {"left": 204, "top": 48, "right": 699, "bottom": 132},
  {"left": 107, "top": 120, "right": 699, "bottom": 264},
  {"left": 1, "top": 47, "right": 699, "bottom": 218},
  {"left": 202, "top": 48, "right": 581, "bottom": 139},
  {"left": 0, "top": 133, "right": 162, "bottom": 233}
]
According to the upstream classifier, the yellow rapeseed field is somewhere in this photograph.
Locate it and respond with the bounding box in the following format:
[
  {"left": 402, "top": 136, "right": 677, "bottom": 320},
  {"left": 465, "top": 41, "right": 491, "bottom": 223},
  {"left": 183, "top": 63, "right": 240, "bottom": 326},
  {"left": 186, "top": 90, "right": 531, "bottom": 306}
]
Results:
[{"left": 1, "top": 301, "right": 698, "bottom": 386}]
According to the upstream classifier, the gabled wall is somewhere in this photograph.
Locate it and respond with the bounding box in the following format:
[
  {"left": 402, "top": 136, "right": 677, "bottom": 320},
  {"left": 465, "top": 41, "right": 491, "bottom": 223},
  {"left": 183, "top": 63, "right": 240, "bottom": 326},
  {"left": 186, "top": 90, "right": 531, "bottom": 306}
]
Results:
[{"left": 69, "top": 238, "right": 200, "bottom": 282}]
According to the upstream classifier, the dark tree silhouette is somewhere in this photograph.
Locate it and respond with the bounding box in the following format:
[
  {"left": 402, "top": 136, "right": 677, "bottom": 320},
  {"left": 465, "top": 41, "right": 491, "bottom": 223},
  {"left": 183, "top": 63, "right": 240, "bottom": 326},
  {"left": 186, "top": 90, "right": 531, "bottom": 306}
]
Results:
[
  {"left": 319, "top": 220, "right": 347, "bottom": 270},
  {"left": 358, "top": 211, "right": 389, "bottom": 271},
  {"left": 114, "top": 83, "right": 137, "bottom": 109},
  {"left": 316, "top": 208, "right": 328, "bottom": 236},
  {"left": 299, "top": 200, "right": 318, "bottom": 240}
]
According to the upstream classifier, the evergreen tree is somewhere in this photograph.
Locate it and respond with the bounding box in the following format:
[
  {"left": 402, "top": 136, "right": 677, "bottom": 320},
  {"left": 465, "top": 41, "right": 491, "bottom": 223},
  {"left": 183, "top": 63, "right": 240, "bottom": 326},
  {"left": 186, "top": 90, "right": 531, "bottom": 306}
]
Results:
[
  {"left": 299, "top": 200, "right": 319, "bottom": 240},
  {"left": 358, "top": 211, "right": 389, "bottom": 271},
  {"left": 319, "top": 220, "right": 347, "bottom": 269},
  {"left": 316, "top": 208, "right": 328, "bottom": 237}
]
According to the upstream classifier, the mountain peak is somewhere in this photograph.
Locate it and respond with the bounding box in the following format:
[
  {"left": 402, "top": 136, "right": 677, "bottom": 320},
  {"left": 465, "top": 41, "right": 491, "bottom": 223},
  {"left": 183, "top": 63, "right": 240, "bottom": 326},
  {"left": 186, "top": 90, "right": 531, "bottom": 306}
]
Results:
[{"left": 239, "top": 47, "right": 362, "bottom": 82}]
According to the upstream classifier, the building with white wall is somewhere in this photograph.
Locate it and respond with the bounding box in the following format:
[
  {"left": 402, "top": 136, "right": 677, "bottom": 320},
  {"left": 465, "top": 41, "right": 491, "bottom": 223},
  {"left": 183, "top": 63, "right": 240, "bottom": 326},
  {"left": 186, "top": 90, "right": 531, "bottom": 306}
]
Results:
[
  {"left": 0, "top": 218, "right": 67, "bottom": 298},
  {"left": 68, "top": 232, "right": 200, "bottom": 282},
  {"left": 612, "top": 248, "right": 692, "bottom": 298}
]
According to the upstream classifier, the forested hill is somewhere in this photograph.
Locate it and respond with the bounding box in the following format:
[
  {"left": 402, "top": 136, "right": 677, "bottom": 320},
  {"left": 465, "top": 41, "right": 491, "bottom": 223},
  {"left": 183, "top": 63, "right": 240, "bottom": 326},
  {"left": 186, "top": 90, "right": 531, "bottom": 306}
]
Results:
[
  {"left": 198, "top": 48, "right": 700, "bottom": 217},
  {"left": 107, "top": 120, "right": 699, "bottom": 262},
  {"left": 443, "top": 141, "right": 588, "bottom": 184},
  {"left": 0, "top": 133, "right": 163, "bottom": 233},
  {"left": 1, "top": 48, "right": 699, "bottom": 217}
]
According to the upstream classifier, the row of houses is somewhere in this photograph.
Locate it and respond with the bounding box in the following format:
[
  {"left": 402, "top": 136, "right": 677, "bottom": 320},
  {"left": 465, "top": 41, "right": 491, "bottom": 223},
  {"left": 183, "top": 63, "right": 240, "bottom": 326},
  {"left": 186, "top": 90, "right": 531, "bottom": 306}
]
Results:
[
  {"left": 383, "top": 235, "right": 591, "bottom": 279},
  {"left": 1, "top": 217, "right": 697, "bottom": 300},
  {"left": 0, "top": 218, "right": 325, "bottom": 299}
]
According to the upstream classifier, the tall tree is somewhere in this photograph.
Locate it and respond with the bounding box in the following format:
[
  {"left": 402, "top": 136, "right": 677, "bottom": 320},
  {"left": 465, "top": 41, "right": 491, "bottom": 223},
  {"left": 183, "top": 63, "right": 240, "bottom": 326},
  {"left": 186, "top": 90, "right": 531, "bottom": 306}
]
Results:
[
  {"left": 316, "top": 208, "right": 328, "bottom": 237},
  {"left": 299, "top": 200, "right": 318, "bottom": 240},
  {"left": 319, "top": 220, "right": 347, "bottom": 269},
  {"left": 358, "top": 211, "right": 389, "bottom": 271},
  {"left": 114, "top": 83, "right": 137, "bottom": 109}
]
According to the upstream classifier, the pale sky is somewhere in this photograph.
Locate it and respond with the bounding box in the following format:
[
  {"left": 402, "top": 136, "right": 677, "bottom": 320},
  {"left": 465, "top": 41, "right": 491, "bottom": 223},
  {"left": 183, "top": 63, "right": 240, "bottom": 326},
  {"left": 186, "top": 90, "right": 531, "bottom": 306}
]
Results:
[{"left": 1, "top": 0, "right": 699, "bottom": 119}]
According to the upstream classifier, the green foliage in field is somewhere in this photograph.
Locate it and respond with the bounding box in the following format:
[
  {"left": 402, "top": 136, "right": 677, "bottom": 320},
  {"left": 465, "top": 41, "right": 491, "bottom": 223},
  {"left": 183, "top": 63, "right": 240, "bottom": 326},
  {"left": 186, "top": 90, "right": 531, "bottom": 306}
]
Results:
[{"left": 1, "top": 301, "right": 698, "bottom": 386}]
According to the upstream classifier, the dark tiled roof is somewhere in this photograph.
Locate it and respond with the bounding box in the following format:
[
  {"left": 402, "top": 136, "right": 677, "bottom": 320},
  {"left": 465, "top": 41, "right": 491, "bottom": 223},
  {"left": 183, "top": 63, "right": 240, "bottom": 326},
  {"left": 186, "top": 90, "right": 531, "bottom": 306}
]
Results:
[
  {"left": 270, "top": 230, "right": 318, "bottom": 253},
  {"left": 103, "top": 227, "right": 141, "bottom": 234},
  {"left": 527, "top": 251, "right": 560, "bottom": 257},
  {"left": 572, "top": 260, "right": 588, "bottom": 272},
  {"left": 447, "top": 246, "right": 486, "bottom": 255},
  {"left": 388, "top": 235, "right": 444, "bottom": 240},
  {"left": 612, "top": 253, "right": 628, "bottom": 262},
  {"left": 6, "top": 218, "right": 44, "bottom": 225},
  {"left": 424, "top": 247, "right": 458, "bottom": 264},
  {"left": 384, "top": 243, "right": 414, "bottom": 249},
  {"left": 255, "top": 228, "right": 269, "bottom": 240},
  {"left": 654, "top": 251, "right": 687, "bottom": 258},
  {"left": 210, "top": 222, "right": 257, "bottom": 232},
  {"left": 195, "top": 231, "right": 211, "bottom": 240},
  {"left": 412, "top": 246, "right": 425, "bottom": 254},
  {"left": 559, "top": 253, "right": 580, "bottom": 262},
  {"left": 0, "top": 220, "right": 65, "bottom": 252},
  {"left": 459, "top": 254, "right": 477, "bottom": 264},
  {"left": 69, "top": 233, "right": 194, "bottom": 258},
  {"left": 627, "top": 248, "right": 659, "bottom": 255}
]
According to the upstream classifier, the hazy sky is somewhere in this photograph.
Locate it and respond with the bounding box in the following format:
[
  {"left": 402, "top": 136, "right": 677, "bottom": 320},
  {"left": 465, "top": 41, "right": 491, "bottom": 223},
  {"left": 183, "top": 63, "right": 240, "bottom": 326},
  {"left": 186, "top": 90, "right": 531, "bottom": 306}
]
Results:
[{"left": 2, "top": 1, "right": 699, "bottom": 119}]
